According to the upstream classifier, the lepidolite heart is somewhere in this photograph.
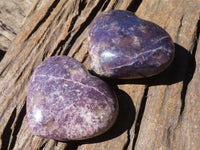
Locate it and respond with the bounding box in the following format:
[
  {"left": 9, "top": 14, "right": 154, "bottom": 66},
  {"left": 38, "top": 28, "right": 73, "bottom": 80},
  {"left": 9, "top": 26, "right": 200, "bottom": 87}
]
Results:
[
  {"left": 26, "top": 56, "right": 118, "bottom": 140},
  {"left": 88, "top": 10, "right": 175, "bottom": 79}
]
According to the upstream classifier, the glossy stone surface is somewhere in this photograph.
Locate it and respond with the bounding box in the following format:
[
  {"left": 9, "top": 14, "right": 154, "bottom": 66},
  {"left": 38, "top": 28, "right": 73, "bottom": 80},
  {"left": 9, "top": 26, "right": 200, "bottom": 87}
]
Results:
[
  {"left": 88, "top": 10, "right": 175, "bottom": 79},
  {"left": 26, "top": 56, "right": 118, "bottom": 141}
]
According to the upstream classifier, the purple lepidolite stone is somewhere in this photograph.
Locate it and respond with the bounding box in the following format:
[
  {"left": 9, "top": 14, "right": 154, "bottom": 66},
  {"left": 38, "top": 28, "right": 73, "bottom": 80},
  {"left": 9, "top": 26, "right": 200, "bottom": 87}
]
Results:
[
  {"left": 26, "top": 56, "right": 118, "bottom": 140},
  {"left": 88, "top": 10, "right": 175, "bottom": 78}
]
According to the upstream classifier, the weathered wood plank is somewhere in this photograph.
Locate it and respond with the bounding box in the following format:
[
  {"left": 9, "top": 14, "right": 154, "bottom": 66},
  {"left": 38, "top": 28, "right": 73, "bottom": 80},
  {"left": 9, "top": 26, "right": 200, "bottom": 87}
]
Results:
[
  {"left": 171, "top": 32, "right": 200, "bottom": 150},
  {"left": 0, "top": 0, "right": 199, "bottom": 149},
  {"left": 0, "top": 0, "right": 33, "bottom": 51},
  {"left": 0, "top": 0, "right": 138, "bottom": 149},
  {"left": 133, "top": 0, "right": 200, "bottom": 149}
]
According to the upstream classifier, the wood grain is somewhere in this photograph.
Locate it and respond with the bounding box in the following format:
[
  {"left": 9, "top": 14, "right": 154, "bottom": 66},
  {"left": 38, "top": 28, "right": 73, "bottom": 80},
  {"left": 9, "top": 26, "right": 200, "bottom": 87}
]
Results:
[
  {"left": 0, "top": 0, "right": 33, "bottom": 51},
  {"left": 0, "top": 0, "right": 199, "bottom": 149}
]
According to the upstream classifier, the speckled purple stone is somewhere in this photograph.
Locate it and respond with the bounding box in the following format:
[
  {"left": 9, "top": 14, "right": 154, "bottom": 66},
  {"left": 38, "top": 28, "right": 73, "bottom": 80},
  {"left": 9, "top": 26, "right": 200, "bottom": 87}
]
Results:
[
  {"left": 26, "top": 56, "right": 118, "bottom": 141},
  {"left": 88, "top": 10, "right": 175, "bottom": 79}
]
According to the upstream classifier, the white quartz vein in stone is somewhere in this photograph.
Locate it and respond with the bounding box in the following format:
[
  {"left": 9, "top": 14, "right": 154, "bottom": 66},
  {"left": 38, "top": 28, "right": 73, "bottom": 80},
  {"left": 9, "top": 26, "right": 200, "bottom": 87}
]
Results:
[
  {"left": 153, "top": 36, "right": 170, "bottom": 44},
  {"left": 35, "top": 74, "right": 110, "bottom": 100},
  {"left": 110, "top": 46, "right": 168, "bottom": 70}
]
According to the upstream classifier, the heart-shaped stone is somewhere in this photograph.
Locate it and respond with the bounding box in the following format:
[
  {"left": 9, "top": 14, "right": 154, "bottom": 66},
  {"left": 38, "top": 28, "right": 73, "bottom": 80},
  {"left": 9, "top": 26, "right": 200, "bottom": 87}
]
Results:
[
  {"left": 27, "top": 56, "right": 118, "bottom": 140},
  {"left": 88, "top": 10, "right": 175, "bottom": 79}
]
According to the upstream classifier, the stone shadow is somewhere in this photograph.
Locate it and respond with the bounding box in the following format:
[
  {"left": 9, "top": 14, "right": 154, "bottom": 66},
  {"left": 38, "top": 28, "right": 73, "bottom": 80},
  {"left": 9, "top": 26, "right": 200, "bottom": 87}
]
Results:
[
  {"left": 64, "top": 87, "right": 135, "bottom": 150},
  {"left": 0, "top": 49, "right": 5, "bottom": 62}
]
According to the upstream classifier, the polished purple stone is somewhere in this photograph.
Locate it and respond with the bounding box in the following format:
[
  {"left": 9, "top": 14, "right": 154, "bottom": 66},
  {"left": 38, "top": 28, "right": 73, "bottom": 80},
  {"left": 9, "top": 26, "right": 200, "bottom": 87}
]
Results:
[
  {"left": 88, "top": 10, "right": 175, "bottom": 79},
  {"left": 26, "top": 56, "right": 118, "bottom": 141}
]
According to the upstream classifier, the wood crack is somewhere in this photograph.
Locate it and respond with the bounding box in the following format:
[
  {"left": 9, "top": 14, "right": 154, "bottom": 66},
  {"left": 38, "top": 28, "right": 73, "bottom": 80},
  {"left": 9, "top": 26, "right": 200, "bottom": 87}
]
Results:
[
  {"left": 179, "top": 18, "right": 200, "bottom": 116},
  {"left": 39, "top": 141, "right": 48, "bottom": 150},
  {"left": 53, "top": 0, "right": 87, "bottom": 56},
  {"left": 127, "top": 0, "right": 143, "bottom": 12},
  {"left": 69, "top": 0, "right": 87, "bottom": 32},
  {"left": 81, "top": 51, "right": 89, "bottom": 63},
  {"left": 0, "top": 33, "right": 12, "bottom": 41},
  {"left": 63, "top": 0, "right": 106, "bottom": 55},
  {"left": 110, "top": 0, "right": 119, "bottom": 9},
  {"left": 176, "top": 15, "right": 184, "bottom": 42},
  {"left": 71, "top": 42, "right": 84, "bottom": 58},
  {"left": 0, "top": 50, "right": 6, "bottom": 62},
  {"left": 132, "top": 85, "right": 149, "bottom": 149},
  {"left": 191, "top": 19, "right": 200, "bottom": 56},
  {"left": 1, "top": 108, "right": 16, "bottom": 150},
  {"left": 101, "top": 0, "right": 111, "bottom": 11},
  {"left": 64, "top": 141, "right": 80, "bottom": 150},
  {"left": 26, "top": 0, "right": 61, "bottom": 40},
  {"left": 179, "top": 66, "right": 193, "bottom": 116},
  {"left": 122, "top": 128, "right": 131, "bottom": 150},
  {"left": 0, "top": 20, "right": 16, "bottom": 35},
  {"left": 9, "top": 104, "right": 26, "bottom": 150}
]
